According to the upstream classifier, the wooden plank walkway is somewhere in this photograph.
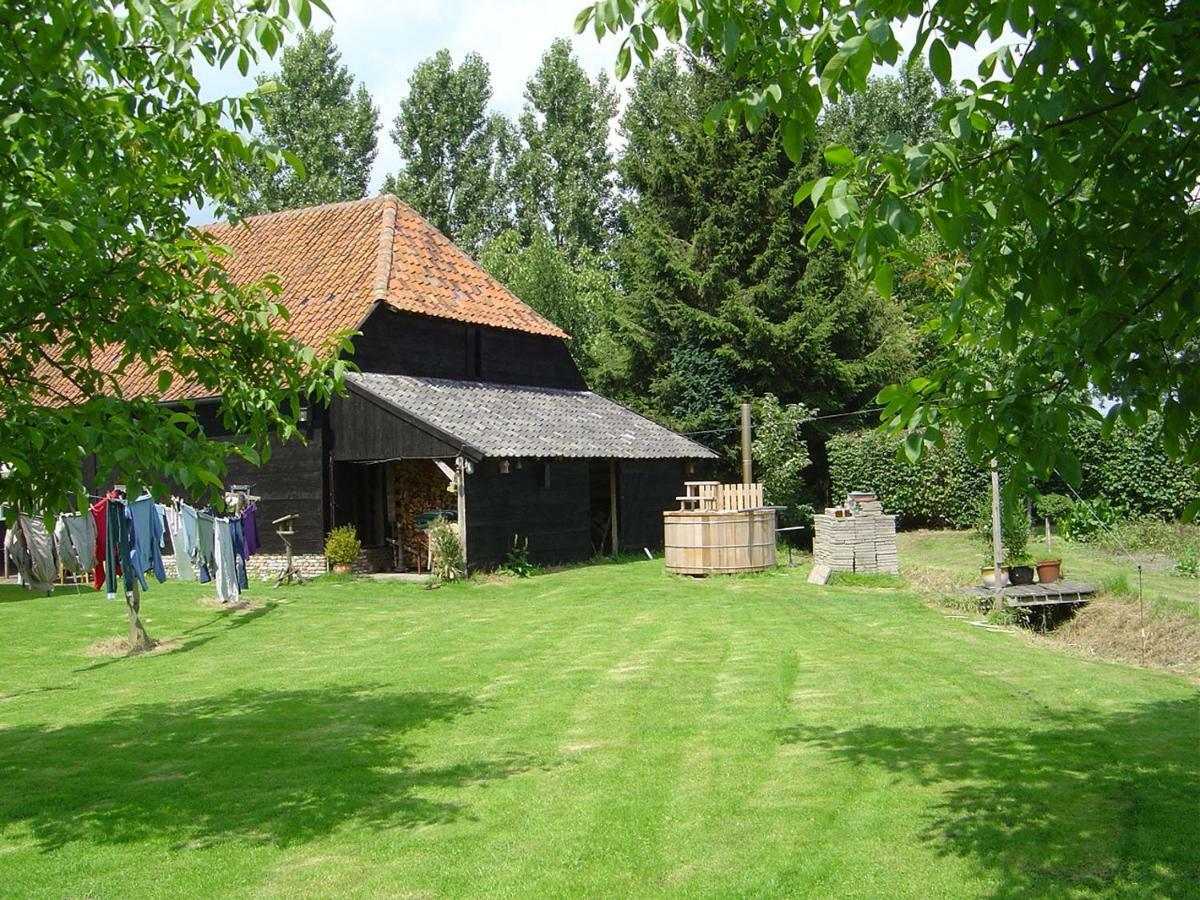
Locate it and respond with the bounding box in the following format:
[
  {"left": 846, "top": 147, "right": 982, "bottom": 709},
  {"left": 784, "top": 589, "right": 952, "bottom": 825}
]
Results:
[{"left": 963, "top": 580, "right": 1094, "bottom": 608}]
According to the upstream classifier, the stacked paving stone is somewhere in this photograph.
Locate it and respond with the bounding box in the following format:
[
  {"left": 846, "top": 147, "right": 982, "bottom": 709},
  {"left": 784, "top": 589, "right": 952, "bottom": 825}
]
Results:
[{"left": 812, "top": 491, "right": 900, "bottom": 575}]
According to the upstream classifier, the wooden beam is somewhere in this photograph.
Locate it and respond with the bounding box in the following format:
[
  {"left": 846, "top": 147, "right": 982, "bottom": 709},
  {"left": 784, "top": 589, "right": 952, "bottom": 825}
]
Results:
[
  {"left": 456, "top": 455, "right": 468, "bottom": 570},
  {"left": 609, "top": 459, "right": 619, "bottom": 556}
]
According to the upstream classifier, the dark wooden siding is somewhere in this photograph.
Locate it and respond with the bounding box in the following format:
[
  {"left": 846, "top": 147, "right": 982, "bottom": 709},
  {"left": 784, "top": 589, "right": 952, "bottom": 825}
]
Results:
[
  {"left": 464, "top": 458, "right": 592, "bottom": 569},
  {"left": 329, "top": 390, "right": 461, "bottom": 462},
  {"left": 352, "top": 307, "right": 586, "bottom": 390},
  {"left": 164, "top": 401, "right": 331, "bottom": 555},
  {"left": 617, "top": 460, "right": 693, "bottom": 553}
]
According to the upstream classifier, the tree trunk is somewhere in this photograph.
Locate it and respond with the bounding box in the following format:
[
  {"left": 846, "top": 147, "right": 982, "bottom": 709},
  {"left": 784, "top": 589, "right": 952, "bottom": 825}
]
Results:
[{"left": 125, "top": 580, "right": 150, "bottom": 649}]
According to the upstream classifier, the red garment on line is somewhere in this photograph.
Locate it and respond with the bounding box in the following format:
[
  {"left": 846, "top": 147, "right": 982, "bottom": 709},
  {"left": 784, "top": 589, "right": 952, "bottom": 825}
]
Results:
[{"left": 90, "top": 496, "right": 120, "bottom": 591}]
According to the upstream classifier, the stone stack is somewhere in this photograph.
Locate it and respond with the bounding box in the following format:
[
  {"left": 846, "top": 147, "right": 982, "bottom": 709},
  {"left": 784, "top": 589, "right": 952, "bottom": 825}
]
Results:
[{"left": 812, "top": 491, "right": 900, "bottom": 575}]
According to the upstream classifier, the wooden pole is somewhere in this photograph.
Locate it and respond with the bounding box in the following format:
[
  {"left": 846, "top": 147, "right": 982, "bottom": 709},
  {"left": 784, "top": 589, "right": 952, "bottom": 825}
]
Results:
[
  {"left": 456, "top": 455, "right": 468, "bottom": 570},
  {"left": 990, "top": 457, "right": 1004, "bottom": 610},
  {"left": 608, "top": 459, "right": 619, "bottom": 556},
  {"left": 740, "top": 401, "right": 753, "bottom": 486}
]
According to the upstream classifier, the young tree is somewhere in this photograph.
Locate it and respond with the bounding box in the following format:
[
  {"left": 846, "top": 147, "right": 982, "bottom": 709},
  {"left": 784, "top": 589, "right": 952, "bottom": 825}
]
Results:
[
  {"left": 479, "top": 227, "right": 617, "bottom": 367},
  {"left": 513, "top": 39, "right": 620, "bottom": 259},
  {"left": 1, "top": 0, "right": 344, "bottom": 645},
  {"left": 241, "top": 28, "right": 380, "bottom": 214},
  {"left": 383, "top": 50, "right": 513, "bottom": 255},
  {"left": 581, "top": 0, "right": 1200, "bottom": 513}
]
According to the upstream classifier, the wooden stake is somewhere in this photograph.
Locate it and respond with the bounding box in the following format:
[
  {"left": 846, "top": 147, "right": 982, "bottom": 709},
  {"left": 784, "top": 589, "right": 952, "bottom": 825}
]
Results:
[{"left": 740, "top": 401, "right": 753, "bottom": 486}]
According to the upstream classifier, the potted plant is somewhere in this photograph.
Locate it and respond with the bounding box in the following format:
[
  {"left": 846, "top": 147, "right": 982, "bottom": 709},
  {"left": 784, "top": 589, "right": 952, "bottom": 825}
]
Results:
[
  {"left": 1008, "top": 548, "right": 1035, "bottom": 585},
  {"left": 980, "top": 556, "right": 1010, "bottom": 589},
  {"left": 324, "top": 525, "right": 361, "bottom": 575}
]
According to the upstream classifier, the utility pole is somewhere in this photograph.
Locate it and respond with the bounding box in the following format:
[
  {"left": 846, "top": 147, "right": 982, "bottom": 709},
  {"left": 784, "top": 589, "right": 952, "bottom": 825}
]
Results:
[{"left": 740, "top": 401, "right": 753, "bottom": 485}]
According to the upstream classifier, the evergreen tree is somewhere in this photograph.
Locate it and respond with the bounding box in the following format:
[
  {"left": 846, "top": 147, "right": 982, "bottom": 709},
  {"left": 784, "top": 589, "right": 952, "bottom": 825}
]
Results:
[
  {"left": 242, "top": 29, "right": 379, "bottom": 214},
  {"left": 513, "top": 39, "right": 619, "bottom": 259},
  {"left": 602, "top": 53, "right": 921, "bottom": 442},
  {"left": 383, "top": 50, "right": 512, "bottom": 254}
]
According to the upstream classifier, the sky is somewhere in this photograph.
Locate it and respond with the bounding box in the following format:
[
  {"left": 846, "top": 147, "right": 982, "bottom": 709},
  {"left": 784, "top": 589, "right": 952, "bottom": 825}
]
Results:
[{"left": 199, "top": 1, "right": 1003, "bottom": 204}]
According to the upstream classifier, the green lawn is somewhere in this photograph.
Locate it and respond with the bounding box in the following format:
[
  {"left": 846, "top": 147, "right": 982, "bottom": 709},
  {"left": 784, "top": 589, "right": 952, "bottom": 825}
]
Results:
[{"left": 0, "top": 560, "right": 1196, "bottom": 898}]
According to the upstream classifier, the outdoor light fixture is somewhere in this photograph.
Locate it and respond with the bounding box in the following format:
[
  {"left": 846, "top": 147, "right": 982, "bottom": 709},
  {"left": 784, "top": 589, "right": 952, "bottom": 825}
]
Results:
[
  {"left": 499, "top": 459, "right": 511, "bottom": 474},
  {"left": 298, "top": 404, "right": 310, "bottom": 424}
]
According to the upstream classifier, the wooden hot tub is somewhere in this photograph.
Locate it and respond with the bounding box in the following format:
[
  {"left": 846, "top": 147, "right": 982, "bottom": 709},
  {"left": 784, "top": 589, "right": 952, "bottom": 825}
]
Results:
[{"left": 663, "top": 506, "right": 777, "bottom": 575}]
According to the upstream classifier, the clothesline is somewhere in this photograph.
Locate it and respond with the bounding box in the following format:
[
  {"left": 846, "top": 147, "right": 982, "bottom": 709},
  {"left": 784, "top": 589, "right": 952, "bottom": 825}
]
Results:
[{"left": 4, "top": 485, "right": 261, "bottom": 607}]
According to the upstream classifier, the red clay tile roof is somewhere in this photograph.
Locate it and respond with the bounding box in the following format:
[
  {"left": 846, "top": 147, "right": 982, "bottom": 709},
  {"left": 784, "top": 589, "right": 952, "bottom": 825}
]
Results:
[
  {"left": 207, "top": 194, "right": 567, "bottom": 342},
  {"left": 35, "top": 195, "right": 567, "bottom": 405}
]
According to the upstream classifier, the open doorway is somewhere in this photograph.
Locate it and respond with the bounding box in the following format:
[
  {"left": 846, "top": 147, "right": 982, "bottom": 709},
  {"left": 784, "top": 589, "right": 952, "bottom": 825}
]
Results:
[{"left": 589, "top": 460, "right": 618, "bottom": 556}]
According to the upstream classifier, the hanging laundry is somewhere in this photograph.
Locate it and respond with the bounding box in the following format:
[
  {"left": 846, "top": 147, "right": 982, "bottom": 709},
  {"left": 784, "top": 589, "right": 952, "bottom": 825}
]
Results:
[
  {"left": 12, "top": 514, "right": 58, "bottom": 591},
  {"left": 5, "top": 522, "right": 39, "bottom": 590},
  {"left": 55, "top": 512, "right": 97, "bottom": 574},
  {"left": 164, "top": 503, "right": 194, "bottom": 581},
  {"left": 127, "top": 495, "right": 166, "bottom": 586},
  {"left": 104, "top": 499, "right": 137, "bottom": 598},
  {"left": 91, "top": 498, "right": 111, "bottom": 592},
  {"left": 213, "top": 518, "right": 240, "bottom": 604},
  {"left": 195, "top": 511, "right": 216, "bottom": 584},
  {"left": 241, "top": 503, "right": 260, "bottom": 558},
  {"left": 230, "top": 517, "right": 249, "bottom": 591}
]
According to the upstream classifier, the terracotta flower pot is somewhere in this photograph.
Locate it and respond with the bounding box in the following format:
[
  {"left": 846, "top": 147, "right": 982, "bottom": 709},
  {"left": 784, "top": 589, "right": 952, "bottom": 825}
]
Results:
[
  {"left": 1009, "top": 565, "right": 1035, "bottom": 586},
  {"left": 331, "top": 563, "right": 352, "bottom": 575},
  {"left": 1036, "top": 560, "right": 1061, "bottom": 583},
  {"left": 981, "top": 565, "right": 1010, "bottom": 588}
]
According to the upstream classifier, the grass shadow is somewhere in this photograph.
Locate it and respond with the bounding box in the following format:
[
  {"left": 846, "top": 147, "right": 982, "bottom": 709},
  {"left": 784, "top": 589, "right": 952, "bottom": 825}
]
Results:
[
  {"left": 777, "top": 697, "right": 1200, "bottom": 896},
  {"left": 0, "top": 686, "right": 530, "bottom": 850}
]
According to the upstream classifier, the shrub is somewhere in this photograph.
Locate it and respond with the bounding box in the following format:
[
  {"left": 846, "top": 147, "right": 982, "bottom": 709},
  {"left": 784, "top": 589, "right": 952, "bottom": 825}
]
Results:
[
  {"left": 1176, "top": 553, "right": 1199, "bottom": 579},
  {"left": 1059, "top": 498, "right": 1121, "bottom": 542},
  {"left": 497, "top": 535, "right": 539, "bottom": 578},
  {"left": 324, "top": 525, "right": 362, "bottom": 568},
  {"left": 751, "top": 393, "right": 814, "bottom": 526},
  {"left": 427, "top": 517, "right": 465, "bottom": 582},
  {"left": 827, "top": 428, "right": 988, "bottom": 529},
  {"left": 1034, "top": 493, "right": 1075, "bottom": 525},
  {"left": 975, "top": 496, "right": 1032, "bottom": 565}
]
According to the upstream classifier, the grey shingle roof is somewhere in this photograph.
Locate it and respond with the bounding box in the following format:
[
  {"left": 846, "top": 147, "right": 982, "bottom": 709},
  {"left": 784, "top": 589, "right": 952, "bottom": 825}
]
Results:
[{"left": 346, "top": 372, "right": 718, "bottom": 460}]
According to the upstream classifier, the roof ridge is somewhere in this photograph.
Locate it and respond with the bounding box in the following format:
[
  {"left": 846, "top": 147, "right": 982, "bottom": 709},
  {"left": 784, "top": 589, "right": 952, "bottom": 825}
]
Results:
[
  {"left": 372, "top": 196, "right": 398, "bottom": 300},
  {"left": 387, "top": 198, "right": 571, "bottom": 341}
]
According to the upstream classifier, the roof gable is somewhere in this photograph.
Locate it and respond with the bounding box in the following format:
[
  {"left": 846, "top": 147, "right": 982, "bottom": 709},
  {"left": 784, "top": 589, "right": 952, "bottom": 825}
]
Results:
[{"left": 203, "top": 195, "right": 567, "bottom": 344}]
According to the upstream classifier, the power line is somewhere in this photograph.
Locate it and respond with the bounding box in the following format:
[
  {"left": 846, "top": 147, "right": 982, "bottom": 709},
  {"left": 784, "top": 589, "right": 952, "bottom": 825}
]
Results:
[{"left": 686, "top": 408, "right": 883, "bottom": 439}]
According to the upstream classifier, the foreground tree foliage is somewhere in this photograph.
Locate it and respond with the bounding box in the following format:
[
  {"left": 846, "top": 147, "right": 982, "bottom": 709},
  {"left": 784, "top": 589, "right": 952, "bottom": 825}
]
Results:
[
  {"left": 0, "top": 0, "right": 345, "bottom": 514},
  {"left": 240, "top": 28, "right": 380, "bottom": 214},
  {"left": 581, "top": 0, "right": 1200, "bottom": 513}
]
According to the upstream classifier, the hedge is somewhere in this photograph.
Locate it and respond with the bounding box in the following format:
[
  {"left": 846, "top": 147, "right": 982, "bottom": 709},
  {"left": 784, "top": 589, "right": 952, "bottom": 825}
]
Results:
[
  {"left": 827, "top": 416, "right": 1199, "bottom": 529},
  {"left": 827, "top": 428, "right": 988, "bottom": 529}
]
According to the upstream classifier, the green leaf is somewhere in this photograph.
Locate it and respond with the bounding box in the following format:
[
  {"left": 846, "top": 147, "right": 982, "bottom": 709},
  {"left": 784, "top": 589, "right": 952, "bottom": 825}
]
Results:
[
  {"left": 823, "top": 143, "right": 854, "bottom": 166},
  {"left": 904, "top": 431, "right": 923, "bottom": 464},
  {"left": 819, "top": 52, "right": 846, "bottom": 97},
  {"left": 929, "top": 38, "right": 952, "bottom": 86},
  {"left": 157, "top": 369, "right": 174, "bottom": 394},
  {"left": 615, "top": 42, "right": 632, "bottom": 80},
  {"left": 873, "top": 263, "right": 893, "bottom": 299},
  {"left": 574, "top": 5, "right": 593, "bottom": 33},
  {"left": 782, "top": 119, "right": 806, "bottom": 164}
]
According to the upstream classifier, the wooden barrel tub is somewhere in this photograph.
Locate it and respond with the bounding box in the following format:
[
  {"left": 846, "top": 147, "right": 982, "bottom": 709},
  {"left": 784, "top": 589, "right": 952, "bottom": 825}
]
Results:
[{"left": 663, "top": 508, "right": 777, "bottom": 575}]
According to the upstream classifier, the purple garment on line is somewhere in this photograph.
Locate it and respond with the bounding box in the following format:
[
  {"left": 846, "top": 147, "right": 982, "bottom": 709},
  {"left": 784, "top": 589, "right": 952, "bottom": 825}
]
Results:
[{"left": 240, "top": 504, "right": 260, "bottom": 558}]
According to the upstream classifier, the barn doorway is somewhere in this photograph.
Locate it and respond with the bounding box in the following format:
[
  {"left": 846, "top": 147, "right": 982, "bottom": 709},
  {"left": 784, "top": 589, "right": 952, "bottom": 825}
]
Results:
[{"left": 589, "top": 459, "right": 619, "bottom": 556}]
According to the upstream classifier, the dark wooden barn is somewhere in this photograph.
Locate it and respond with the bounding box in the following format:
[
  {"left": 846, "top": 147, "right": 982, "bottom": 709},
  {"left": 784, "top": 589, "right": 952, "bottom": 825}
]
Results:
[{"left": 148, "top": 196, "right": 714, "bottom": 572}]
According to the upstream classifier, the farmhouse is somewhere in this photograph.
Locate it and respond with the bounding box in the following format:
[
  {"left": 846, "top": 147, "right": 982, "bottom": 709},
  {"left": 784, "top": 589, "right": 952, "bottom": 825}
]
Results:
[{"left": 84, "top": 196, "right": 714, "bottom": 572}]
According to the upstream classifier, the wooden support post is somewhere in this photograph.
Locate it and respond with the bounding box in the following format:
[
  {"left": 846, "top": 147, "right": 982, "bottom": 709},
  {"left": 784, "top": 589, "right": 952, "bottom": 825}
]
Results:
[
  {"left": 740, "top": 401, "right": 753, "bottom": 486},
  {"left": 990, "top": 457, "right": 1004, "bottom": 610},
  {"left": 608, "top": 459, "right": 619, "bottom": 556},
  {"left": 456, "top": 455, "right": 468, "bottom": 570}
]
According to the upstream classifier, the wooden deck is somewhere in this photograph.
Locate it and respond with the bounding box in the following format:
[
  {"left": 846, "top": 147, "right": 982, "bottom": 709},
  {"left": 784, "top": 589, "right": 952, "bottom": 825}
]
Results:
[{"left": 963, "top": 580, "right": 1094, "bottom": 608}]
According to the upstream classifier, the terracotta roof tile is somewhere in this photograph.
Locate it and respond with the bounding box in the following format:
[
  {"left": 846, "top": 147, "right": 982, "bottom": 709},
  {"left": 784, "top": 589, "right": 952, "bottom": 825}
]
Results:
[{"left": 37, "top": 195, "right": 567, "bottom": 403}]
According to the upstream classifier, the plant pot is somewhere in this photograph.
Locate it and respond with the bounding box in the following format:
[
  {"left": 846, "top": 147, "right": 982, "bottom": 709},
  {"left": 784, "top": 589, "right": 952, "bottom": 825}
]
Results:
[
  {"left": 1009, "top": 565, "right": 1035, "bottom": 586},
  {"left": 981, "top": 565, "right": 1010, "bottom": 589},
  {"left": 331, "top": 563, "right": 352, "bottom": 575},
  {"left": 1036, "top": 560, "right": 1061, "bottom": 583}
]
